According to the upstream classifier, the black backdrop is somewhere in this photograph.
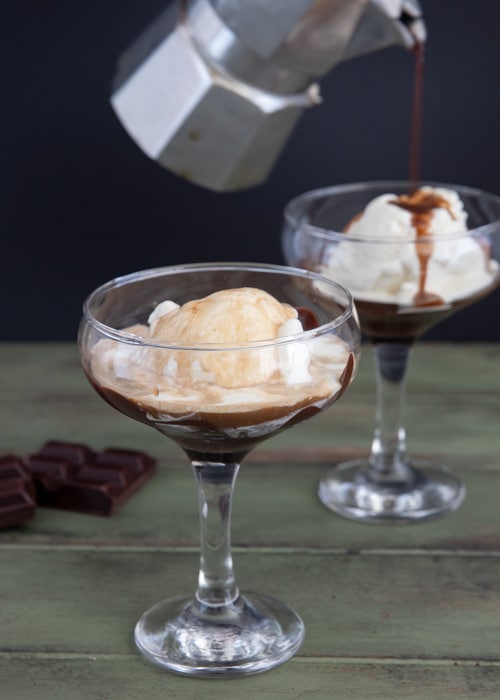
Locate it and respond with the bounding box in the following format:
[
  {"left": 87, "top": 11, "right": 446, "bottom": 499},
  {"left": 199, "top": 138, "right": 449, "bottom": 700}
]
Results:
[{"left": 3, "top": 0, "right": 500, "bottom": 341}]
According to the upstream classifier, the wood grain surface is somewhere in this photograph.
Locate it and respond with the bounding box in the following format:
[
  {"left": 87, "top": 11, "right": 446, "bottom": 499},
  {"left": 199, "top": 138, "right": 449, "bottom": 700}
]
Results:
[{"left": 1, "top": 342, "right": 500, "bottom": 699}]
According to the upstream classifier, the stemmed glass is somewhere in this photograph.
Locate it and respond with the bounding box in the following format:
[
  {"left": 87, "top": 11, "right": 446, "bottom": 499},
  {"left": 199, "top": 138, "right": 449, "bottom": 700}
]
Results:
[
  {"left": 283, "top": 181, "right": 500, "bottom": 524},
  {"left": 78, "top": 262, "right": 360, "bottom": 677}
]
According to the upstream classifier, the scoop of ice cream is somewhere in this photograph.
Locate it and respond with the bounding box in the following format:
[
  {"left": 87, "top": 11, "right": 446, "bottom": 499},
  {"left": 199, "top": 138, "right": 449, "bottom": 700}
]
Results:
[
  {"left": 150, "top": 287, "right": 296, "bottom": 344},
  {"left": 324, "top": 186, "right": 497, "bottom": 305},
  {"left": 345, "top": 187, "right": 467, "bottom": 241},
  {"left": 146, "top": 287, "right": 298, "bottom": 388}
]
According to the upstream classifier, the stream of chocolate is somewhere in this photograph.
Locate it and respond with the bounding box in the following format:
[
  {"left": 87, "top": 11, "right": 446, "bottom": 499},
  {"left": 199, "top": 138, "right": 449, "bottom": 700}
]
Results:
[
  {"left": 397, "top": 41, "right": 446, "bottom": 307},
  {"left": 408, "top": 40, "right": 425, "bottom": 190},
  {"left": 345, "top": 42, "right": 447, "bottom": 309},
  {"left": 347, "top": 41, "right": 439, "bottom": 307}
]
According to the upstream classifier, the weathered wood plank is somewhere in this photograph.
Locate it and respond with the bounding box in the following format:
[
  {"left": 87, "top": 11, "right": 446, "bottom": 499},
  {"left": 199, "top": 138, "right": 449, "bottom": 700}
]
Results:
[
  {"left": 1, "top": 656, "right": 499, "bottom": 700},
  {"left": 1, "top": 460, "right": 499, "bottom": 552},
  {"left": 2, "top": 548, "right": 500, "bottom": 661}
]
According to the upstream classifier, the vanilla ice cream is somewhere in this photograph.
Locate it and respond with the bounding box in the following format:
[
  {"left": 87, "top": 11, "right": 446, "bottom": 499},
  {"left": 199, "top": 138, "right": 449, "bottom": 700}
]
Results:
[
  {"left": 147, "top": 287, "right": 297, "bottom": 389},
  {"left": 89, "top": 287, "right": 353, "bottom": 428},
  {"left": 323, "top": 186, "right": 498, "bottom": 306}
]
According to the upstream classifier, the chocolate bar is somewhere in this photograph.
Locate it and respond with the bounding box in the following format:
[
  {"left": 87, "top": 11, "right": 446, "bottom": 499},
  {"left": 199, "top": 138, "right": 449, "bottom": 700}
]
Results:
[
  {"left": 25, "top": 440, "right": 156, "bottom": 516},
  {"left": 0, "top": 455, "right": 36, "bottom": 528}
]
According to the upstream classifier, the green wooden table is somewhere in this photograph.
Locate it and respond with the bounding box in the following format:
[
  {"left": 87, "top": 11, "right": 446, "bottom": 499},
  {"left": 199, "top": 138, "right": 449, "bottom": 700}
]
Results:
[{"left": 1, "top": 342, "right": 500, "bottom": 699}]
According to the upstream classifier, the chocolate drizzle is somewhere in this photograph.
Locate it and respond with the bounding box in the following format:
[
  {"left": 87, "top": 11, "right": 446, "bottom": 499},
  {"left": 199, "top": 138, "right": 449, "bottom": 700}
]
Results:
[
  {"left": 391, "top": 190, "right": 454, "bottom": 307},
  {"left": 296, "top": 306, "right": 320, "bottom": 331}
]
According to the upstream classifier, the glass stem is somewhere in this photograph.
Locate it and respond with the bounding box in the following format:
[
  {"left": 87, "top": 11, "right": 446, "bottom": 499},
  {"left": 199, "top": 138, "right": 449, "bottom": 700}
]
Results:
[
  {"left": 192, "top": 461, "right": 240, "bottom": 608},
  {"left": 368, "top": 343, "right": 413, "bottom": 483}
]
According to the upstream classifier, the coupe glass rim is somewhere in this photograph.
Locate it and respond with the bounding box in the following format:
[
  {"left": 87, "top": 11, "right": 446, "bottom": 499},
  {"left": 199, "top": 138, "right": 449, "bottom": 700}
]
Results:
[
  {"left": 283, "top": 180, "right": 500, "bottom": 244},
  {"left": 81, "top": 261, "right": 356, "bottom": 350}
]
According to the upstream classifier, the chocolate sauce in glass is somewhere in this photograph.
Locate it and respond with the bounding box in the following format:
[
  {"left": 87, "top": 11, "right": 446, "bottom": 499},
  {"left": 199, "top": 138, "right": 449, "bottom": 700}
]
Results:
[
  {"left": 88, "top": 376, "right": 338, "bottom": 464},
  {"left": 86, "top": 306, "right": 352, "bottom": 463},
  {"left": 296, "top": 306, "right": 320, "bottom": 331}
]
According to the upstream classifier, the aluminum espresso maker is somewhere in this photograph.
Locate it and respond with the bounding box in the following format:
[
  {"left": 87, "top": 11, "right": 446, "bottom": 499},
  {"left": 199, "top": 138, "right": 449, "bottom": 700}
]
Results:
[{"left": 111, "top": 0, "right": 426, "bottom": 191}]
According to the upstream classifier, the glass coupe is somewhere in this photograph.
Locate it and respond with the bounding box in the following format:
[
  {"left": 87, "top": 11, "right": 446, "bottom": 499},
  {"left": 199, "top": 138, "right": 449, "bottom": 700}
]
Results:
[
  {"left": 283, "top": 181, "right": 500, "bottom": 525},
  {"left": 78, "top": 262, "right": 360, "bottom": 677}
]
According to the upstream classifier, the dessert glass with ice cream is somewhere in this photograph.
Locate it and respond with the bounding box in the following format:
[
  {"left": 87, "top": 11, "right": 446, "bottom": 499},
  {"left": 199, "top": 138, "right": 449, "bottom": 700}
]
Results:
[
  {"left": 78, "top": 262, "right": 360, "bottom": 677},
  {"left": 283, "top": 181, "right": 500, "bottom": 524}
]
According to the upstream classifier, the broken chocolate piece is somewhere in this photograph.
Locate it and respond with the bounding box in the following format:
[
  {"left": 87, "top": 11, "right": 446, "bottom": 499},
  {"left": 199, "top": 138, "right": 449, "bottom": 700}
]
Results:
[
  {"left": 0, "top": 455, "right": 36, "bottom": 528},
  {"left": 25, "top": 441, "right": 156, "bottom": 516},
  {"left": 36, "top": 440, "right": 95, "bottom": 465}
]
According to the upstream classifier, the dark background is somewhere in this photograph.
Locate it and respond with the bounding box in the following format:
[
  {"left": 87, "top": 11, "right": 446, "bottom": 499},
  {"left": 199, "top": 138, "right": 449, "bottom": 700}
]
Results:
[{"left": 3, "top": 0, "right": 500, "bottom": 341}]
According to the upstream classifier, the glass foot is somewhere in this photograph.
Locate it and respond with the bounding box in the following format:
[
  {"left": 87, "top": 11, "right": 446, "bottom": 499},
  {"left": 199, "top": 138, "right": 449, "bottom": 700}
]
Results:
[
  {"left": 134, "top": 592, "right": 304, "bottom": 677},
  {"left": 318, "top": 459, "right": 466, "bottom": 525}
]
